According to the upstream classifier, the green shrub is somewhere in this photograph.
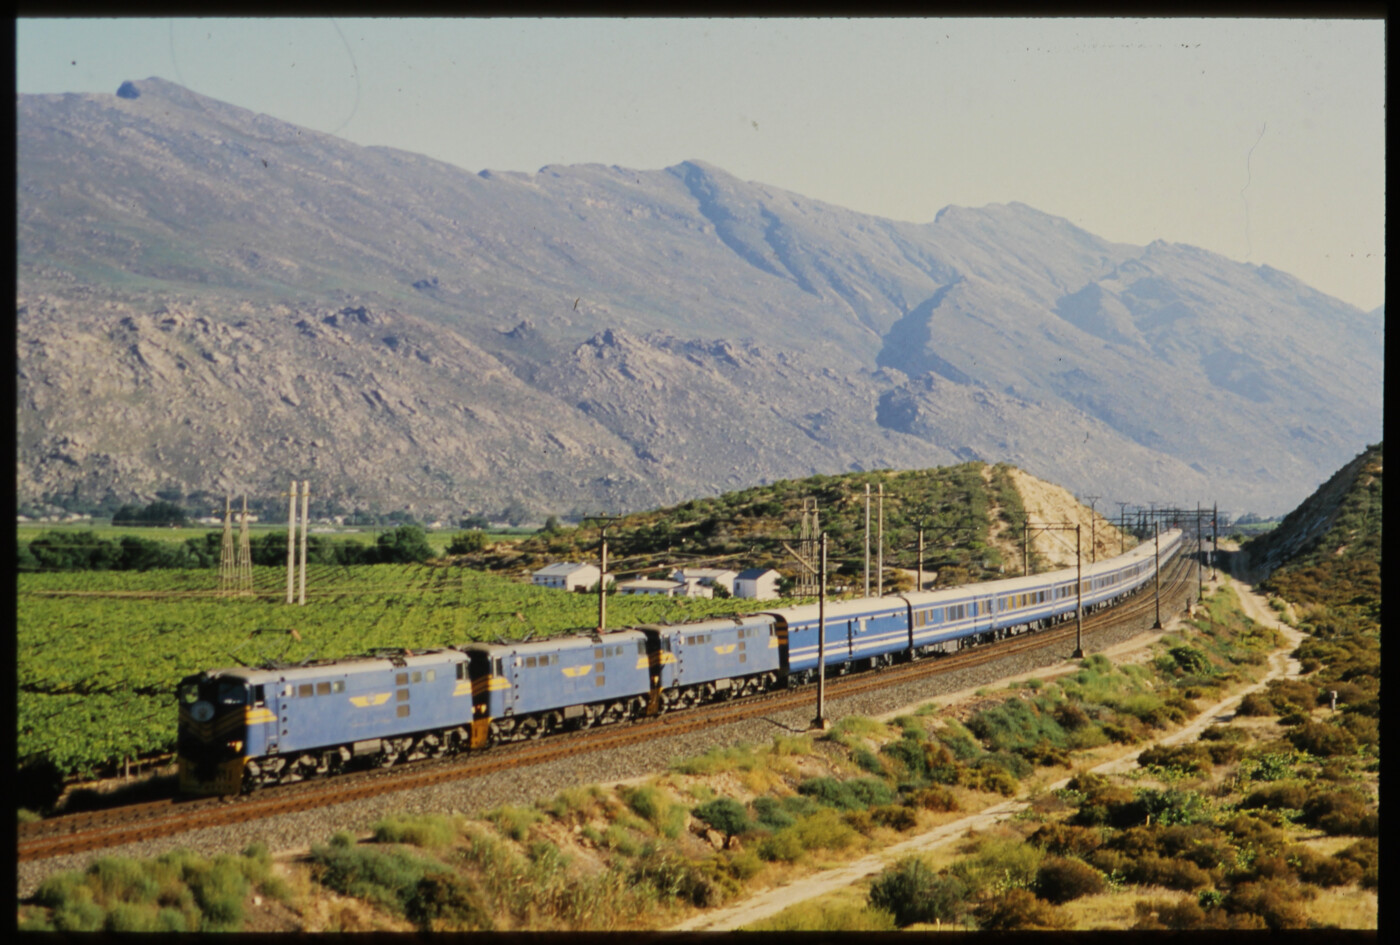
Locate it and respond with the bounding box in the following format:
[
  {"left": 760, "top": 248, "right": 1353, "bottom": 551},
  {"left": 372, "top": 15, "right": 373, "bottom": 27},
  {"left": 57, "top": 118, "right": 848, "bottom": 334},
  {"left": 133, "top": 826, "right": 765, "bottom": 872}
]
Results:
[
  {"left": 751, "top": 796, "right": 795, "bottom": 831},
  {"left": 1235, "top": 692, "right": 1274, "bottom": 716},
  {"left": 103, "top": 901, "right": 159, "bottom": 932},
  {"left": 797, "top": 776, "right": 891, "bottom": 811},
  {"left": 966, "top": 697, "right": 1068, "bottom": 753},
  {"left": 791, "top": 807, "right": 859, "bottom": 852},
  {"left": 1166, "top": 644, "right": 1215, "bottom": 676},
  {"left": 1223, "top": 880, "right": 1310, "bottom": 930},
  {"left": 310, "top": 838, "right": 450, "bottom": 917},
  {"left": 907, "top": 785, "right": 960, "bottom": 812},
  {"left": 974, "top": 888, "right": 1072, "bottom": 930},
  {"left": 868, "top": 856, "right": 967, "bottom": 926},
  {"left": 373, "top": 813, "right": 459, "bottom": 850},
  {"left": 626, "top": 784, "right": 686, "bottom": 838},
  {"left": 52, "top": 898, "right": 106, "bottom": 932},
  {"left": 487, "top": 804, "right": 543, "bottom": 841},
  {"left": 1240, "top": 779, "right": 1309, "bottom": 811},
  {"left": 951, "top": 835, "right": 1045, "bottom": 896},
  {"left": 749, "top": 900, "right": 898, "bottom": 931},
  {"left": 693, "top": 797, "right": 751, "bottom": 838},
  {"left": 1029, "top": 822, "right": 1103, "bottom": 857},
  {"left": 757, "top": 828, "right": 804, "bottom": 863},
  {"left": 1034, "top": 856, "right": 1106, "bottom": 903},
  {"left": 852, "top": 747, "right": 885, "bottom": 775},
  {"left": 1301, "top": 788, "right": 1378, "bottom": 836},
  {"left": 1288, "top": 846, "right": 1364, "bottom": 887},
  {"left": 870, "top": 804, "right": 918, "bottom": 832},
  {"left": 87, "top": 856, "right": 159, "bottom": 905},
  {"left": 1137, "top": 743, "right": 1213, "bottom": 776},
  {"left": 406, "top": 871, "right": 494, "bottom": 931},
  {"left": 1129, "top": 854, "right": 1212, "bottom": 891}
]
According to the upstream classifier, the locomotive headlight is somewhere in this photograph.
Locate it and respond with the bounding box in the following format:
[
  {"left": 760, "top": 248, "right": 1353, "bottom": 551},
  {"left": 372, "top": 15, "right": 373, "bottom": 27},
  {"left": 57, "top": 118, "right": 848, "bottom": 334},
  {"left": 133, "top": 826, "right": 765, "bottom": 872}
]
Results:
[{"left": 191, "top": 701, "right": 215, "bottom": 723}]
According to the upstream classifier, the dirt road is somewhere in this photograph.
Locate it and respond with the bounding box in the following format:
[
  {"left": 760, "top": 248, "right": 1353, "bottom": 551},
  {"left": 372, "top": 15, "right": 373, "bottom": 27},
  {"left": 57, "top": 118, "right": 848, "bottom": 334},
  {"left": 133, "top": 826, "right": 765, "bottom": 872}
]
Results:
[{"left": 671, "top": 571, "right": 1303, "bottom": 931}]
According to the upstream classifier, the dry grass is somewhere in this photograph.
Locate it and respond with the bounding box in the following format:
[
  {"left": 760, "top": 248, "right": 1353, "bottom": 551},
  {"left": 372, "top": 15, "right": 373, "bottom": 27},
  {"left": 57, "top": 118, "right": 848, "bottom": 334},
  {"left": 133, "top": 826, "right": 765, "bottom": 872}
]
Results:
[
  {"left": 1302, "top": 886, "right": 1378, "bottom": 929},
  {"left": 1056, "top": 890, "right": 1147, "bottom": 930}
]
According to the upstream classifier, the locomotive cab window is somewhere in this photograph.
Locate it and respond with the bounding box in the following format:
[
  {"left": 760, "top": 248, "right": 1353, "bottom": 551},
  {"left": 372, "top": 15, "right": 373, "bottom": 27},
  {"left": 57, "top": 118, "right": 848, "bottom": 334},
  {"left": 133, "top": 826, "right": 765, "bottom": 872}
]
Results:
[
  {"left": 179, "top": 682, "right": 199, "bottom": 705},
  {"left": 218, "top": 681, "right": 246, "bottom": 705},
  {"left": 252, "top": 685, "right": 265, "bottom": 706}
]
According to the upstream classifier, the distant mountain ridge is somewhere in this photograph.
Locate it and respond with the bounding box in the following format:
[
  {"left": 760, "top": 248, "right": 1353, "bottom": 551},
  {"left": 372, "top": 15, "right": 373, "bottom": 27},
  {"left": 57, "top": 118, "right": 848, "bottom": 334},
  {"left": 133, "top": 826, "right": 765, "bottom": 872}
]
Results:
[{"left": 15, "top": 78, "right": 1384, "bottom": 518}]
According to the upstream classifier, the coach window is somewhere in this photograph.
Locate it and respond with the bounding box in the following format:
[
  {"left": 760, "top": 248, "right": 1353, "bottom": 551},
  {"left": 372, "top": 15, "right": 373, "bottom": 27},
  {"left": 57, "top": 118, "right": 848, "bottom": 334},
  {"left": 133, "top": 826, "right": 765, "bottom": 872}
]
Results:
[
  {"left": 426, "top": 670, "right": 435, "bottom": 682},
  {"left": 411, "top": 671, "right": 422, "bottom": 683},
  {"left": 316, "top": 682, "right": 331, "bottom": 696},
  {"left": 595, "top": 647, "right": 604, "bottom": 659},
  {"left": 333, "top": 681, "right": 345, "bottom": 693},
  {"left": 396, "top": 673, "right": 409, "bottom": 686}
]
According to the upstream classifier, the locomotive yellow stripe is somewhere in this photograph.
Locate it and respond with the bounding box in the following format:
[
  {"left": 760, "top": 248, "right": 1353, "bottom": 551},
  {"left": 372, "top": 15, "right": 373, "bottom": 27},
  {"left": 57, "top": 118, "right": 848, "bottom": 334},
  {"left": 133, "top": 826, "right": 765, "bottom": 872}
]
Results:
[
  {"left": 635, "top": 655, "right": 649, "bottom": 669},
  {"left": 470, "top": 676, "right": 512, "bottom": 695},
  {"left": 453, "top": 681, "right": 472, "bottom": 696},
  {"left": 349, "top": 693, "right": 392, "bottom": 707},
  {"left": 713, "top": 644, "right": 736, "bottom": 655},
  {"left": 561, "top": 665, "right": 592, "bottom": 678},
  {"left": 768, "top": 636, "right": 778, "bottom": 648},
  {"left": 659, "top": 652, "right": 676, "bottom": 664},
  {"left": 244, "top": 708, "right": 277, "bottom": 725}
]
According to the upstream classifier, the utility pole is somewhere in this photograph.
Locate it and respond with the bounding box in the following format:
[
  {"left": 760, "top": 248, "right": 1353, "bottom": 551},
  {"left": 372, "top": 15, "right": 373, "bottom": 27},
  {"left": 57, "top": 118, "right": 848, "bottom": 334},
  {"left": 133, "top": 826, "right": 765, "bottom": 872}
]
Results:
[
  {"left": 813, "top": 532, "right": 828, "bottom": 730},
  {"left": 864, "top": 484, "right": 871, "bottom": 598},
  {"left": 299, "top": 480, "right": 309, "bottom": 606},
  {"left": 1153, "top": 521, "right": 1163, "bottom": 629},
  {"left": 877, "top": 483, "right": 884, "bottom": 597},
  {"left": 1073, "top": 524, "right": 1085, "bottom": 659},
  {"left": 1116, "top": 501, "right": 1129, "bottom": 556},
  {"left": 1196, "top": 502, "right": 1204, "bottom": 606},
  {"left": 599, "top": 531, "right": 608, "bottom": 633},
  {"left": 1023, "top": 520, "right": 1029, "bottom": 577},
  {"left": 1083, "top": 495, "right": 1099, "bottom": 564},
  {"left": 916, "top": 525, "right": 925, "bottom": 594},
  {"left": 1212, "top": 503, "right": 1219, "bottom": 581},
  {"left": 286, "top": 480, "right": 297, "bottom": 605}
]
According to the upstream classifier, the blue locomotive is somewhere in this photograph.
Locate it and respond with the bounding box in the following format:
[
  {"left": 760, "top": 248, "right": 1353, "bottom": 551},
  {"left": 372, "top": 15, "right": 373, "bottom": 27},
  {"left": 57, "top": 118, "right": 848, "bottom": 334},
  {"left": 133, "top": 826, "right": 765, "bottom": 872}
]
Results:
[{"left": 178, "top": 529, "right": 1181, "bottom": 794}]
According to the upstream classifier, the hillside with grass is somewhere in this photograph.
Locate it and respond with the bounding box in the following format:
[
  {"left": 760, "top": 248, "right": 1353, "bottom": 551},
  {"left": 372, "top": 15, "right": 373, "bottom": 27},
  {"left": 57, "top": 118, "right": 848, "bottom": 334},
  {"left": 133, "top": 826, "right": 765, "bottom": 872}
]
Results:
[
  {"left": 1253, "top": 442, "right": 1381, "bottom": 617},
  {"left": 460, "top": 461, "right": 1124, "bottom": 589}
]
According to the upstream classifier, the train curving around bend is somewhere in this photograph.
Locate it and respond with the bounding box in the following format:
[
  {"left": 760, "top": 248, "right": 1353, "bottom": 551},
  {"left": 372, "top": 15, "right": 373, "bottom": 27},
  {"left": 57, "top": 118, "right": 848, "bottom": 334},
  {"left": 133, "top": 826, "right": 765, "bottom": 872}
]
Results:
[{"left": 178, "top": 529, "right": 1182, "bottom": 794}]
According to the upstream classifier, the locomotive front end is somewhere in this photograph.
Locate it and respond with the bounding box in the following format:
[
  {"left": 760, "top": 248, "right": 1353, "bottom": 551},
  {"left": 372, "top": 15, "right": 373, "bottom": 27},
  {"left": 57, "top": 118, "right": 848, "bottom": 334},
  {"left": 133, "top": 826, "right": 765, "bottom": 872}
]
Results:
[{"left": 177, "top": 672, "right": 262, "bottom": 794}]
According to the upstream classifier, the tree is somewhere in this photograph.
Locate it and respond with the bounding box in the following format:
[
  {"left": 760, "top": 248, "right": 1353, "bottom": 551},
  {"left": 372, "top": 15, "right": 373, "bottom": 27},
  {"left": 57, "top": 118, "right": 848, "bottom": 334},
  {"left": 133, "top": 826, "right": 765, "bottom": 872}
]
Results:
[
  {"left": 447, "top": 530, "right": 488, "bottom": 555},
  {"left": 376, "top": 525, "right": 434, "bottom": 563},
  {"left": 538, "top": 515, "right": 562, "bottom": 535}
]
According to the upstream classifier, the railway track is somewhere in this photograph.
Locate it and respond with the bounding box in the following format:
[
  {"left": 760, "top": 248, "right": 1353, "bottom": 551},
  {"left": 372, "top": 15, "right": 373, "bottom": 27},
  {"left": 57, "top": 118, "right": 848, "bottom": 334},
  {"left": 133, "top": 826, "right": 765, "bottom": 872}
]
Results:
[{"left": 18, "top": 555, "right": 1195, "bottom": 863}]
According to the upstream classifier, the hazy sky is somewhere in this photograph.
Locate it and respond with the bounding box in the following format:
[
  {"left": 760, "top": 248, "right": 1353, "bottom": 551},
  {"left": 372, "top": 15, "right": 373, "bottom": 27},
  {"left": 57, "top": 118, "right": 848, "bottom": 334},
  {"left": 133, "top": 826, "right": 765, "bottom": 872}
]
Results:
[{"left": 17, "top": 17, "right": 1386, "bottom": 311}]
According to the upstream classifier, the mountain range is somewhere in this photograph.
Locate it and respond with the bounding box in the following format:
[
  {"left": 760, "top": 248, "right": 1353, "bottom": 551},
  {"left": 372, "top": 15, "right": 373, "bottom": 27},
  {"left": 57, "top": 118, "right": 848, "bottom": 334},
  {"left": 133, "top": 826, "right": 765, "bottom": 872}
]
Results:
[{"left": 15, "top": 78, "right": 1384, "bottom": 519}]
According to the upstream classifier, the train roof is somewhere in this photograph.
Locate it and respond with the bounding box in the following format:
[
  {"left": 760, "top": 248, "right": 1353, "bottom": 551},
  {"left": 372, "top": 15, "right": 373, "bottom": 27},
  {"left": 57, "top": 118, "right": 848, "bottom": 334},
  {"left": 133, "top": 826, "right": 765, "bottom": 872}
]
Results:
[
  {"left": 460, "top": 628, "right": 649, "bottom": 656},
  {"left": 195, "top": 648, "right": 464, "bottom": 685}
]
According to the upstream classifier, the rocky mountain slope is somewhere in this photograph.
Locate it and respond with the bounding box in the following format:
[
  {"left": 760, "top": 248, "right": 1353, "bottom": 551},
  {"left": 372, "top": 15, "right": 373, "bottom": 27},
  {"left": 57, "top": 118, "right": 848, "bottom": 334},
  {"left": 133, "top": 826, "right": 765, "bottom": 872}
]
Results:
[{"left": 16, "top": 78, "right": 1384, "bottom": 518}]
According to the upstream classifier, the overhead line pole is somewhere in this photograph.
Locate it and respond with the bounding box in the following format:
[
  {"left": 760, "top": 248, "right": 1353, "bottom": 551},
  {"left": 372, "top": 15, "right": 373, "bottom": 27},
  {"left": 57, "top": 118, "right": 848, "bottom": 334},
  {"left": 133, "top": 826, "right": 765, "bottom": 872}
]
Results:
[
  {"left": 286, "top": 480, "right": 297, "bottom": 605},
  {"left": 864, "top": 484, "right": 871, "bottom": 598},
  {"left": 877, "top": 483, "right": 884, "bottom": 597},
  {"left": 813, "top": 532, "right": 828, "bottom": 730}
]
